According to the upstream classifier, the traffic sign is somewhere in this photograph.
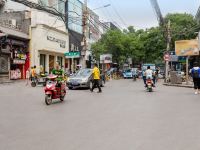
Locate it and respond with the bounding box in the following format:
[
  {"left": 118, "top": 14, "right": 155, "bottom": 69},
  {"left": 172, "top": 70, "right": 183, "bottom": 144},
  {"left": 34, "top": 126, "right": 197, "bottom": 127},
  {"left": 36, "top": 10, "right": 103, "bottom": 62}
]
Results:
[
  {"left": 164, "top": 54, "right": 170, "bottom": 61},
  {"left": 64, "top": 51, "right": 80, "bottom": 58}
]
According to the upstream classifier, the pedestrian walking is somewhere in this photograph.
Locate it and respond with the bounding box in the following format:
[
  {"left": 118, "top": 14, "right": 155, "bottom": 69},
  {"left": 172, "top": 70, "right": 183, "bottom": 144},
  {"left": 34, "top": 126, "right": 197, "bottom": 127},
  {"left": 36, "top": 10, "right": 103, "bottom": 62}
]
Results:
[
  {"left": 31, "top": 66, "right": 37, "bottom": 82},
  {"left": 191, "top": 62, "right": 200, "bottom": 95},
  {"left": 25, "top": 68, "right": 30, "bottom": 86},
  {"left": 90, "top": 63, "right": 102, "bottom": 93}
]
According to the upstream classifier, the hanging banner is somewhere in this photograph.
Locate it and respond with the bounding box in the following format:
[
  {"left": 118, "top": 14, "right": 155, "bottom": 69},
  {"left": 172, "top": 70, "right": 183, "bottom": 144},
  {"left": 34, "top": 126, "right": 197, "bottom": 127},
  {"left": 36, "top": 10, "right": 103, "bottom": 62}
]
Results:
[{"left": 175, "top": 39, "right": 199, "bottom": 56}]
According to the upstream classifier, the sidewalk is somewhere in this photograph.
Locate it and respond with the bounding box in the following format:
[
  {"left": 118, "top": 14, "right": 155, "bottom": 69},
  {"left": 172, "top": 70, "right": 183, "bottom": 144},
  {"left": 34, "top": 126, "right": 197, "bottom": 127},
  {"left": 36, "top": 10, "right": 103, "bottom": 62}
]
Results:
[
  {"left": 0, "top": 79, "right": 25, "bottom": 84},
  {"left": 163, "top": 82, "right": 193, "bottom": 88},
  {"left": 0, "top": 79, "right": 13, "bottom": 84}
]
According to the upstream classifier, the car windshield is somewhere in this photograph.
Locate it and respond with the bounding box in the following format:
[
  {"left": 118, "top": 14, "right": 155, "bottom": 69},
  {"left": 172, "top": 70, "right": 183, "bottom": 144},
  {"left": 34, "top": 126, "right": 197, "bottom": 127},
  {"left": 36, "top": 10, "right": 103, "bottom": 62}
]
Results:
[
  {"left": 126, "top": 69, "right": 131, "bottom": 73},
  {"left": 75, "top": 69, "right": 92, "bottom": 77}
]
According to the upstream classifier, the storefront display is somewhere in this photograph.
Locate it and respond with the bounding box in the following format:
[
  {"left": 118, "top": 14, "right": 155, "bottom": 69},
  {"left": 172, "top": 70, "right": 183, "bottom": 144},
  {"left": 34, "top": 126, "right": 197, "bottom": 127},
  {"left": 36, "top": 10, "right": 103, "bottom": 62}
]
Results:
[
  {"left": 10, "top": 69, "right": 21, "bottom": 80},
  {"left": 10, "top": 45, "right": 28, "bottom": 79}
]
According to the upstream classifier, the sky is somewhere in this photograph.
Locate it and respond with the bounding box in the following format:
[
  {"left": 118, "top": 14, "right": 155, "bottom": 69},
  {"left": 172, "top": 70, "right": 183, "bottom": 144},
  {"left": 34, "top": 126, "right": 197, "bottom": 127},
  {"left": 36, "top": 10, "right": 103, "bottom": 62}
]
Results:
[{"left": 84, "top": 0, "right": 200, "bottom": 29}]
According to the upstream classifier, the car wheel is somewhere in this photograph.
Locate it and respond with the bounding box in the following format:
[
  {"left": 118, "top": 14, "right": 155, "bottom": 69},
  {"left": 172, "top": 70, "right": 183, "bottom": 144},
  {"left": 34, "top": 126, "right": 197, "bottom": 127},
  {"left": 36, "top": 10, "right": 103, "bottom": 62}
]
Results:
[{"left": 89, "top": 81, "right": 93, "bottom": 89}]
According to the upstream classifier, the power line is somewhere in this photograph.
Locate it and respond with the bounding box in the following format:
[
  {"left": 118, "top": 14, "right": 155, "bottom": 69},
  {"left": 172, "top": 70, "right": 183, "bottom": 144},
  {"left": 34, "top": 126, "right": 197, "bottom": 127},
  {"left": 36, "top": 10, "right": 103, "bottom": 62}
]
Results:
[{"left": 107, "top": 0, "right": 127, "bottom": 28}]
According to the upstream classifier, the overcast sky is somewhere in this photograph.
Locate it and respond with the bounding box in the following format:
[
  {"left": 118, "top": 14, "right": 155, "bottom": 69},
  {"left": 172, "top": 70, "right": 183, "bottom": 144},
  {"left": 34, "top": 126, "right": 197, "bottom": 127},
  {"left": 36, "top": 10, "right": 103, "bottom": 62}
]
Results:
[{"left": 85, "top": 0, "right": 200, "bottom": 29}]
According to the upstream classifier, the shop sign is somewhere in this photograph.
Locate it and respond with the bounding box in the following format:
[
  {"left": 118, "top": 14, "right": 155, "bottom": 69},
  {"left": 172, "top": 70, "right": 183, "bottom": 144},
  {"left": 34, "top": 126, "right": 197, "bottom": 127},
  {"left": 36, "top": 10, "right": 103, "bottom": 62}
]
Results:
[
  {"left": 175, "top": 39, "right": 199, "bottom": 56},
  {"left": 178, "top": 56, "right": 186, "bottom": 63},
  {"left": 64, "top": 51, "right": 80, "bottom": 58},
  {"left": 47, "top": 36, "right": 66, "bottom": 48},
  {"left": 168, "top": 51, "right": 178, "bottom": 62},
  {"left": 100, "top": 54, "right": 112, "bottom": 64},
  {"left": 15, "top": 53, "right": 27, "bottom": 60},
  {"left": 13, "top": 59, "right": 25, "bottom": 64}
]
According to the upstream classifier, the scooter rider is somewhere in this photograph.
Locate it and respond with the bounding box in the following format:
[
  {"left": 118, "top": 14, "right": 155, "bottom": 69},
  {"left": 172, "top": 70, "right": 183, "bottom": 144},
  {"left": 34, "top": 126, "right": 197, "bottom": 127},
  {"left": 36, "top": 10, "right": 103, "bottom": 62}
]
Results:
[
  {"left": 144, "top": 66, "right": 155, "bottom": 87},
  {"left": 51, "top": 62, "right": 64, "bottom": 88}
]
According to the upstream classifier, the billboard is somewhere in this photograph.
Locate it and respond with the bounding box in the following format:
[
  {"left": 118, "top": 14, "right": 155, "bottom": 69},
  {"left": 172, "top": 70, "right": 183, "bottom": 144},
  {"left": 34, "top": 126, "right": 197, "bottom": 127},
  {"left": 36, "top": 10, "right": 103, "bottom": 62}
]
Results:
[
  {"left": 100, "top": 54, "right": 112, "bottom": 64},
  {"left": 175, "top": 40, "right": 199, "bottom": 56}
]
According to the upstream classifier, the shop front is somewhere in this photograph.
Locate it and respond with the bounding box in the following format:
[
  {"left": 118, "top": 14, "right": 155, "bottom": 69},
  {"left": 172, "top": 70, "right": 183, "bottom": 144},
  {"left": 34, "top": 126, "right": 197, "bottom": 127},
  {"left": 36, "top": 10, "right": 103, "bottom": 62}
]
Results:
[
  {"left": 10, "top": 39, "right": 29, "bottom": 80},
  {"left": 31, "top": 24, "right": 69, "bottom": 74},
  {"left": 0, "top": 26, "right": 29, "bottom": 80}
]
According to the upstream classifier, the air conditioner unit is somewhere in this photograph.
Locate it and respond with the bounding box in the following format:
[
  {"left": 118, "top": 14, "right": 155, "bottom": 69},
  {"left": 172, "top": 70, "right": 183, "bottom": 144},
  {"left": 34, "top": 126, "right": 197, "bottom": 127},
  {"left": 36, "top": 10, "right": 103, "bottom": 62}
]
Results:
[
  {"left": 8, "top": 19, "right": 17, "bottom": 28},
  {"left": 11, "top": 19, "right": 17, "bottom": 26}
]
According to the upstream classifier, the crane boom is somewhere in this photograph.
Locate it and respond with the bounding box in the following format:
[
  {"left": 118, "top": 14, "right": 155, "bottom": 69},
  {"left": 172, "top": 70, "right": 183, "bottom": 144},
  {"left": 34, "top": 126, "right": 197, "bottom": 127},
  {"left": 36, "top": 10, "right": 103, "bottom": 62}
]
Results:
[{"left": 150, "top": 0, "right": 164, "bottom": 26}]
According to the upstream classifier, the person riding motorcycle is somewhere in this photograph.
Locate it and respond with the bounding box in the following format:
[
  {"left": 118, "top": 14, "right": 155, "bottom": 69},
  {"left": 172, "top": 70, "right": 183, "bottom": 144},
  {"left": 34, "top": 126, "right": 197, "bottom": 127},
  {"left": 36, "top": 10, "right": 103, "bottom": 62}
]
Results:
[
  {"left": 144, "top": 66, "right": 155, "bottom": 87},
  {"left": 51, "top": 63, "right": 64, "bottom": 87}
]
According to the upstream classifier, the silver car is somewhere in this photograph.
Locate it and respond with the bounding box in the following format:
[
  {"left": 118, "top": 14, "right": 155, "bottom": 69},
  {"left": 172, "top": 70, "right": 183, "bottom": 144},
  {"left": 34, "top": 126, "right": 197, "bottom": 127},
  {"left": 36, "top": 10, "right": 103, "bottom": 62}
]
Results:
[{"left": 67, "top": 68, "right": 105, "bottom": 89}]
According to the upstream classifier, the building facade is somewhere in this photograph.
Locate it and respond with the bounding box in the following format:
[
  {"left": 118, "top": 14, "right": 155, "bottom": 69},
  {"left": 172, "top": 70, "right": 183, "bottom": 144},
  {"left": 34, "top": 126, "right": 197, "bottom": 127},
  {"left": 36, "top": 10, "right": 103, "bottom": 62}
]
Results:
[
  {"left": 67, "top": 0, "right": 83, "bottom": 71},
  {"left": 1, "top": 0, "right": 70, "bottom": 75},
  {"left": 31, "top": 24, "right": 68, "bottom": 73},
  {"left": 0, "top": 11, "right": 30, "bottom": 80}
]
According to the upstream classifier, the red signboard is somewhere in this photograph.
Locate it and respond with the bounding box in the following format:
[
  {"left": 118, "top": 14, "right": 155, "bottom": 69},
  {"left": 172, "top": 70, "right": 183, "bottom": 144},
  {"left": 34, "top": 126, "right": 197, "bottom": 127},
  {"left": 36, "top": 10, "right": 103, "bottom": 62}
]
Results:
[{"left": 164, "top": 54, "right": 170, "bottom": 61}]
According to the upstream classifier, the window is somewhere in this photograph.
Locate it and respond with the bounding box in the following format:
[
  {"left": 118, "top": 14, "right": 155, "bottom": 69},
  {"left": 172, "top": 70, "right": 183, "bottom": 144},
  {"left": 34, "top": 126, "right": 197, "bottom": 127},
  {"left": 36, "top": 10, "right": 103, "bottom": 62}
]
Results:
[
  {"left": 58, "top": 0, "right": 65, "bottom": 14},
  {"left": 57, "top": 56, "right": 63, "bottom": 68},
  {"left": 39, "top": 0, "right": 48, "bottom": 6},
  {"left": 40, "top": 54, "right": 46, "bottom": 72}
]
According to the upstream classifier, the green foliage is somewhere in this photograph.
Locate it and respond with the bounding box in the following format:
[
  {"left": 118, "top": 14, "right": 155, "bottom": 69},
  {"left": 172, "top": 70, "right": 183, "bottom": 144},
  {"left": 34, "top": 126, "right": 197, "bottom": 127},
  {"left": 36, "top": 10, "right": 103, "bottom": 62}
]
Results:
[
  {"left": 91, "top": 13, "right": 199, "bottom": 65},
  {"left": 165, "top": 13, "right": 200, "bottom": 49}
]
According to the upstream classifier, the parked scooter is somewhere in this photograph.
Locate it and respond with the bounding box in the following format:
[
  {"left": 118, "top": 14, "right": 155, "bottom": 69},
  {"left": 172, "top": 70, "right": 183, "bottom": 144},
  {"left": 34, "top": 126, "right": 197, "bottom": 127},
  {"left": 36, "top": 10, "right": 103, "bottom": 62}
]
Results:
[
  {"left": 146, "top": 78, "right": 154, "bottom": 92},
  {"left": 31, "top": 72, "right": 48, "bottom": 87},
  {"left": 44, "top": 75, "right": 66, "bottom": 105}
]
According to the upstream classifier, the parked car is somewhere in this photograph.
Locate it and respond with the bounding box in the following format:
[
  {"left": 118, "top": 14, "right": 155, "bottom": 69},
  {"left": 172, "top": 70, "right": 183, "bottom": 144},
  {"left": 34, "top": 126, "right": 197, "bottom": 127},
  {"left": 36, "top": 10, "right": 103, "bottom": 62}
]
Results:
[
  {"left": 123, "top": 69, "right": 133, "bottom": 79},
  {"left": 131, "top": 68, "right": 139, "bottom": 77},
  {"left": 67, "top": 68, "right": 105, "bottom": 89}
]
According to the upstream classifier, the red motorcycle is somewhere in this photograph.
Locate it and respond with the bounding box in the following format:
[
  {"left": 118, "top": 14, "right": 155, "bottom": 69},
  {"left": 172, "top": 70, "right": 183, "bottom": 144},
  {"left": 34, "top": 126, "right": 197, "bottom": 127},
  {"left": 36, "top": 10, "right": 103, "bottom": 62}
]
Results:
[
  {"left": 44, "top": 75, "right": 66, "bottom": 105},
  {"left": 146, "top": 78, "right": 153, "bottom": 92}
]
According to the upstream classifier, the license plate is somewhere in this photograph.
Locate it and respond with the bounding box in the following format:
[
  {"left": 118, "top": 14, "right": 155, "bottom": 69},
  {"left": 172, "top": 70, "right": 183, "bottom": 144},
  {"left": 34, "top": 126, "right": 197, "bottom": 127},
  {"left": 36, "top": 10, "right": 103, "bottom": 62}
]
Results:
[{"left": 72, "top": 82, "right": 79, "bottom": 86}]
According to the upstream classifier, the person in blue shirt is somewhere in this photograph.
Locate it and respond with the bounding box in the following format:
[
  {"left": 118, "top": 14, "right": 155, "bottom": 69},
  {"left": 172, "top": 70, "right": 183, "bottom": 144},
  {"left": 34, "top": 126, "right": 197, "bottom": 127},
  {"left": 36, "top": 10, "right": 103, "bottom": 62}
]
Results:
[{"left": 191, "top": 62, "right": 200, "bottom": 95}]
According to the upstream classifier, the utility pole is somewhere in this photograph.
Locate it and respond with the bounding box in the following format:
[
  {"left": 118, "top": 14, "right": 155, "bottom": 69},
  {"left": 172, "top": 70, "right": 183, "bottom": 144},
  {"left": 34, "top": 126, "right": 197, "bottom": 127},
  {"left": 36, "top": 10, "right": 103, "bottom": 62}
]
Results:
[
  {"left": 165, "top": 20, "right": 171, "bottom": 82},
  {"left": 82, "top": 0, "right": 88, "bottom": 68}
]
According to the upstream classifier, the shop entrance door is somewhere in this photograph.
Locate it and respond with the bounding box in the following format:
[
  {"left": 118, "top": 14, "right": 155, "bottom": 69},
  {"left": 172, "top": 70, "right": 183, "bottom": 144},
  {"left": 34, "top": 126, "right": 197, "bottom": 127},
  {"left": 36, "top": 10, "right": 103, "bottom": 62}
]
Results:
[
  {"left": 0, "top": 55, "right": 9, "bottom": 74},
  {"left": 49, "top": 55, "right": 54, "bottom": 73}
]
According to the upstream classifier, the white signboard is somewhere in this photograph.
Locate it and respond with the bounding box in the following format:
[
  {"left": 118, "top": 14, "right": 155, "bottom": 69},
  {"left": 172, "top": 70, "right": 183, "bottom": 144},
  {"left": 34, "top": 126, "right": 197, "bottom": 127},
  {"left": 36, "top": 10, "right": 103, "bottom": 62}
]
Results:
[
  {"left": 13, "top": 59, "right": 25, "bottom": 64},
  {"left": 100, "top": 54, "right": 112, "bottom": 64}
]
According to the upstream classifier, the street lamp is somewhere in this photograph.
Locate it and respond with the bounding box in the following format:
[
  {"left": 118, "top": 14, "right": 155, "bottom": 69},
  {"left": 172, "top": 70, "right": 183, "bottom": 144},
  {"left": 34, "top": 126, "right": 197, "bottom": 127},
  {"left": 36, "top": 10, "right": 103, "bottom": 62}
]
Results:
[{"left": 92, "top": 4, "right": 111, "bottom": 11}]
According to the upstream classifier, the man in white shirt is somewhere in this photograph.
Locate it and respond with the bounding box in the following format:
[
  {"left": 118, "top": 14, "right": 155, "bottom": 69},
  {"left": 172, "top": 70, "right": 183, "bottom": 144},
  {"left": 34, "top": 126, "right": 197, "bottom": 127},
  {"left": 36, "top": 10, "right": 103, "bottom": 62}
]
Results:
[
  {"left": 145, "top": 66, "right": 154, "bottom": 79},
  {"left": 145, "top": 66, "right": 155, "bottom": 87}
]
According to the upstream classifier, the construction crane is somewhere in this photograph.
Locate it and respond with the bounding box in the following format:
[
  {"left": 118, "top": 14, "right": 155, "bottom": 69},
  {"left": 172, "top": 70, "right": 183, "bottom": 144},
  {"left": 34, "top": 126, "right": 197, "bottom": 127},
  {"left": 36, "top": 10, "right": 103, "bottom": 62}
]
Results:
[
  {"left": 150, "top": 0, "right": 164, "bottom": 27},
  {"left": 150, "top": 0, "right": 171, "bottom": 82}
]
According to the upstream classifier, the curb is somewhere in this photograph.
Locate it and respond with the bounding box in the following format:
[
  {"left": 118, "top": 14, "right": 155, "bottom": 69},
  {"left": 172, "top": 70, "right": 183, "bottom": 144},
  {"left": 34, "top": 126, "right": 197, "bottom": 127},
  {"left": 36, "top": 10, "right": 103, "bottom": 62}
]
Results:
[
  {"left": 163, "top": 83, "right": 193, "bottom": 88},
  {"left": 0, "top": 80, "right": 14, "bottom": 84},
  {"left": 0, "top": 82, "right": 13, "bottom": 84}
]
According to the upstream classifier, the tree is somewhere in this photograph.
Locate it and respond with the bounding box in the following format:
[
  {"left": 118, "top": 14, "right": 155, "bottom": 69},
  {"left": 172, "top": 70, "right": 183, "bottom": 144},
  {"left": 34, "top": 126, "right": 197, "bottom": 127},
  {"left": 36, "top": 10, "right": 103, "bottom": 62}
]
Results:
[
  {"left": 165, "top": 13, "right": 200, "bottom": 49},
  {"left": 91, "top": 13, "right": 200, "bottom": 67}
]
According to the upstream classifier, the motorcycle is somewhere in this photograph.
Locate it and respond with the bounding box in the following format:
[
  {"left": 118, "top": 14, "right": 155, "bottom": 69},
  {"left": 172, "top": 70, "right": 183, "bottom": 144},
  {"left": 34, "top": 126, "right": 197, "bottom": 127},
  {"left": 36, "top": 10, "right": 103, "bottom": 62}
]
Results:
[
  {"left": 44, "top": 75, "right": 66, "bottom": 105},
  {"left": 146, "top": 78, "right": 153, "bottom": 92},
  {"left": 31, "top": 73, "right": 48, "bottom": 87},
  {"left": 133, "top": 74, "right": 137, "bottom": 81}
]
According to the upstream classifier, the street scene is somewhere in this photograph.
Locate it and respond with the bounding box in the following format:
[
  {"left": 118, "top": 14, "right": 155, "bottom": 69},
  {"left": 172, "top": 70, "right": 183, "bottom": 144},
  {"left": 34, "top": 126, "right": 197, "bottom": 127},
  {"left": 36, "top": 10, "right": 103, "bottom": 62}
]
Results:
[
  {"left": 1, "top": 0, "right": 200, "bottom": 149},
  {"left": 1, "top": 80, "right": 200, "bottom": 150}
]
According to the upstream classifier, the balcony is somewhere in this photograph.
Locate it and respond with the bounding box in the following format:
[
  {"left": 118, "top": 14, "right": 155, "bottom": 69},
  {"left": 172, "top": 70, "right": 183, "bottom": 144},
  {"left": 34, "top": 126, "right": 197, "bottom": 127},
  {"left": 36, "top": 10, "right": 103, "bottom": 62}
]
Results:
[{"left": 0, "top": 0, "right": 5, "bottom": 6}]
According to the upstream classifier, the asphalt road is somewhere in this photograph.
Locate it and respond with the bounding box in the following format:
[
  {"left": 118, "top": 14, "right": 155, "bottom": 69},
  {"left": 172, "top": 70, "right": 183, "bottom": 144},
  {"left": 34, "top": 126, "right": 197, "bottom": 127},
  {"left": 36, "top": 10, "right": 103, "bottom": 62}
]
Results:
[{"left": 0, "top": 79, "right": 200, "bottom": 150}]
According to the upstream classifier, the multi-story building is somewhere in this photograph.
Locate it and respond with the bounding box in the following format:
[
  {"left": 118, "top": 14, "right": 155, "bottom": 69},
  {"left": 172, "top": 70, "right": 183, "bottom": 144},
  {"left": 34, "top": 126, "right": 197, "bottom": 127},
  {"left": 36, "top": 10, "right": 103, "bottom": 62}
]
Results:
[
  {"left": 1, "top": 0, "right": 69, "bottom": 76},
  {"left": 67, "top": 0, "right": 83, "bottom": 71},
  {"left": 0, "top": 5, "right": 30, "bottom": 80},
  {"left": 104, "top": 22, "right": 120, "bottom": 30},
  {"left": 85, "top": 9, "right": 101, "bottom": 67}
]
